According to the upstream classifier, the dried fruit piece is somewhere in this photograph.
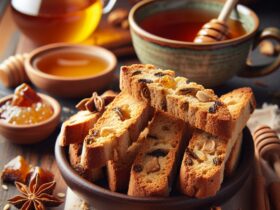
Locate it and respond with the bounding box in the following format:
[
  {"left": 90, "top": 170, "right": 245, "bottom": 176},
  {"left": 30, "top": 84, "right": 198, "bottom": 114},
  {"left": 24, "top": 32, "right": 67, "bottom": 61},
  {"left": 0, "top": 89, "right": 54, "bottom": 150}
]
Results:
[
  {"left": 209, "top": 101, "right": 222, "bottom": 113},
  {"left": 213, "top": 157, "right": 222, "bottom": 165},
  {"left": 159, "top": 75, "right": 176, "bottom": 89},
  {"left": 177, "top": 87, "right": 199, "bottom": 96},
  {"left": 147, "top": 134, "right": 158, "bottom": 140},
  {"left": 154, "top": 72, "right": 166, "bottom": 77},
  {"left": 132, "top": 70, "right": 141, "bottom": 76},
  {"left": 185, "top": 158, "right": 193, "bottom": 166},
  {"left": 1, "top": 156, "right": 31, "bottom": 183},
  {"left": 133, "top": 164, "right": 143, "bottom": 173},
  {"left": 141, "top": 86, "right": 151, "bottom": 100},
  {"left": 138, "top": 78, "right": 153, "bottom": 84},
  {"left": 147, "top": 149, "right": 169, "bottom": 157},
  {"left": 11, "top": 83, "right": 41, "bottom": 107}
]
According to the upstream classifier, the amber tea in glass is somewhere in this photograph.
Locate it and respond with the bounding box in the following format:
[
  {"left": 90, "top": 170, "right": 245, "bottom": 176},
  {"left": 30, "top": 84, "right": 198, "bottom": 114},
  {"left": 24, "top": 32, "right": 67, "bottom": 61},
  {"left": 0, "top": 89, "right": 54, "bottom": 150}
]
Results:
[{"left": 11, "top": 0, "right": 105, "bottom": 44}]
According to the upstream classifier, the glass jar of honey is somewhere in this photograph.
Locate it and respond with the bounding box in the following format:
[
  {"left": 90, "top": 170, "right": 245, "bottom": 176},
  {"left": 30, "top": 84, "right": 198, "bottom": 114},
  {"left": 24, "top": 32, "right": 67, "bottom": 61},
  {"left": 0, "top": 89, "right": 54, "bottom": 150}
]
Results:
[{"left": 10, "top": 0, "right": 116, "bottom": 44}]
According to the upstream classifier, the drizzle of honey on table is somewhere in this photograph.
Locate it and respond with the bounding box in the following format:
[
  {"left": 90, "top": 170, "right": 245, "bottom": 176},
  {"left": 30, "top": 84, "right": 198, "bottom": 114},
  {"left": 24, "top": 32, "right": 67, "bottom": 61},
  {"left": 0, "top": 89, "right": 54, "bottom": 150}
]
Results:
[
  {"left": 35, "top": 51, "right": 108, "bottom": 78},
  {"left": 140, "top": 9, "right": 247, "bottom": 42}
]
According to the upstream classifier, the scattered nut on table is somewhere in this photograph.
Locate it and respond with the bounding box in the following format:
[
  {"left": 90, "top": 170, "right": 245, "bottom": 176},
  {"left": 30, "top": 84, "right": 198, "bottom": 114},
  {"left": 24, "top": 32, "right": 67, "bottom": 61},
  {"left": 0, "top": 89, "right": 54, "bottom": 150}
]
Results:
[
  {"left": 259, "top": 40, "right": 276, "bottom": 56},
  {"left": 108, "top": 8, "right": 129, "bottom": 29}
]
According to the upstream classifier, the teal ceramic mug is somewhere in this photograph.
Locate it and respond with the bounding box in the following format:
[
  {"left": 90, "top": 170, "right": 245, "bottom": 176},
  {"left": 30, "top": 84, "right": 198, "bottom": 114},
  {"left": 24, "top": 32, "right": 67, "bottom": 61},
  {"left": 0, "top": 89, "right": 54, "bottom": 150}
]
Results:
[{"left": 129, "top": 0, "right": 280, "bottom": 87}]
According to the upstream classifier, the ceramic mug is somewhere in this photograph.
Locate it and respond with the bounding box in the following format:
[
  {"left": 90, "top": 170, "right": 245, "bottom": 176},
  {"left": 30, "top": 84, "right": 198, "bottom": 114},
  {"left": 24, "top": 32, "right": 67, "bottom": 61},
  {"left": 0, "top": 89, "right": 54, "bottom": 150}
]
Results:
[{"left": 129, "top": 0, "right": 280, "bottom": 87}]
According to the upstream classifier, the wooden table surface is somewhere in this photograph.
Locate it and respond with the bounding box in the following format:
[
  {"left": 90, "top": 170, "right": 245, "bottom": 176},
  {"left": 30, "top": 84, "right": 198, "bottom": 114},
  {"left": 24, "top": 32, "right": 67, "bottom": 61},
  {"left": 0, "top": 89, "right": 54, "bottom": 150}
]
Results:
[{"left": 0, "top": 0, "right": 279, "bottom": 209}]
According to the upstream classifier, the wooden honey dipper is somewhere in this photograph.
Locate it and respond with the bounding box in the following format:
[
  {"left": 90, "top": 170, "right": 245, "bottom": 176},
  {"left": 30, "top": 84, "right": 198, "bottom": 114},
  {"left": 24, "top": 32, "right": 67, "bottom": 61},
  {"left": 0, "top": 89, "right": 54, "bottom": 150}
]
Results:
[
  {"left": 0, "top": 54, "right": 30, "bottom": 88},
  {"left": 194, "top": 0, "right": 239, "bottom": 43},
  {"left": 253, "top": 125, "right": 280, "bottom": 178}
]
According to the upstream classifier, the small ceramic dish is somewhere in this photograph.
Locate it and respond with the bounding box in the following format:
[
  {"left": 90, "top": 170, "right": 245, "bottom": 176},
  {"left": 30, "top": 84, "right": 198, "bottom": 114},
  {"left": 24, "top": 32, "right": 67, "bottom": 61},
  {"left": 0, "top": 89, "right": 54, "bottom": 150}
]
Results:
[
  {"left": 55, "top": 127, "right": 254, "bottom": 210},
  {"left": 0, "top": 93, "right": 61, "bottom": 144},
  {"left": 25, "top": 43, "right": 117, "bottom": 98}
]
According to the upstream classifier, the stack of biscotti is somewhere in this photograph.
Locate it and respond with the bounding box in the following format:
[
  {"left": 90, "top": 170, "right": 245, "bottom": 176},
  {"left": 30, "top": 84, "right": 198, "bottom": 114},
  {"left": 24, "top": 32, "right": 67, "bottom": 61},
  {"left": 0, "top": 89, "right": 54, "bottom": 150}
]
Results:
[
  {"left": 59, "top": 91, "right": 118, "bottom": 182},
  {"left": 128, "top": 111, "right": 192, "bottom": 197},
  {"left": 58, "top": 110, "right": 104, "bottom": 182},
  {"left": 81, "top": 91, "right": 153, "bottom": 169},
  {"left": 179, "top": 88, "right": 256, "bottom": 198},
  {"left": 120, "top": 64, "right": 232, "bottom": 139}
]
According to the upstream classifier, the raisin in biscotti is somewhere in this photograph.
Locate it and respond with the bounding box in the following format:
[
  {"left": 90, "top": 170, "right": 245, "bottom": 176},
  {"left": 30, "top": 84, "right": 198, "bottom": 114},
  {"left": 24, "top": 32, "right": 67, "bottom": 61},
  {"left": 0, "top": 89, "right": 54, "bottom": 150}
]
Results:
[
  {"left": 59, "top": 111, "right": 100, "bottom": 146},
  {"left": 81, "top": 92, "right": 153, "bottom": 169},
  {"left": 179, "top": 87, "right": 256, "bottom": 198},
  {"left": 69, "top": 143, "right": 103, "bottom": 182},
  {"left": 128, "top": 112, "right": 192, "bottom": 197},
  {"left": 120, "top": 64, "right": 232, "bottom": 138},
  {"left": 107, "top": 129, "right": 148, "bottom": 192}
]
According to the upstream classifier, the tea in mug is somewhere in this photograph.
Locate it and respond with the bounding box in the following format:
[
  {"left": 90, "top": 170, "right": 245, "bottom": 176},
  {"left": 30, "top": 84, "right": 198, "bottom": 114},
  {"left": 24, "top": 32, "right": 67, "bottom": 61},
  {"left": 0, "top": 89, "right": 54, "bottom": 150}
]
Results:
[
  {"left": 11, "top": 0, "right": 102, "bottom": 44},
  {"left": 140, "top": 9, "right": 247, "bottom": 42}
]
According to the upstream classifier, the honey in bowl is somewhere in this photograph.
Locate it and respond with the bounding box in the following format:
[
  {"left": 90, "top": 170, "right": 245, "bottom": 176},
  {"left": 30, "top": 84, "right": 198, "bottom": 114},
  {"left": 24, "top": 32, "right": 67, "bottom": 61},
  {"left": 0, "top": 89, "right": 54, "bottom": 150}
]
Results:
[
  {"left": 139, "top": 9, "right": 247, "bottom": 42},
  {"left": 0, "top": 84, "right": 53, "bottom": 125},
  {"left": 11, "top": 0, "right": 102, "bottom": 44},
  {"left": 34, "top": 51, "right": 109, "bottom": 78}
]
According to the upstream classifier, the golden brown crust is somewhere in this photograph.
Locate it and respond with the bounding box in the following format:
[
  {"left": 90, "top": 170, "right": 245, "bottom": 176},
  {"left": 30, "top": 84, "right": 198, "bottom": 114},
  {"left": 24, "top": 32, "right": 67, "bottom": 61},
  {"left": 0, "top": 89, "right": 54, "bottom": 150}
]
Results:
[
  {"left": 225, "top": 132, "right": 243, "bottom": 177},
  {"left": 59, "top": 111, "right": 100, "bottom": 146},
  {"left": 179, "top": 87, "right": 255, "bottom": 198},
  {"left": 128, "top": 112, "right": 192, "bottom": 197},
  {"left": 68, "top": 143, "right": 103, "bottom": 182},
  {"left": 81, "top": 92, "right": 153, "bottom": 169},
  {"left": 120, "top": 64, "right": 232, "bottom": 138}
]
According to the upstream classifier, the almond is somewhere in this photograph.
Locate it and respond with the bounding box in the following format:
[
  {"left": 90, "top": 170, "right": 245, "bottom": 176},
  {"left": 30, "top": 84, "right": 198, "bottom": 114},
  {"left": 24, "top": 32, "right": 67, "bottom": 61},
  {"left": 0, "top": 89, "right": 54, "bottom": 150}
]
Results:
[
  {"left": 145, "top": 157, "right": 160, "bottom": 174},
  {"left": 196, "top": 90, "right": 212, "bottom": 102}
]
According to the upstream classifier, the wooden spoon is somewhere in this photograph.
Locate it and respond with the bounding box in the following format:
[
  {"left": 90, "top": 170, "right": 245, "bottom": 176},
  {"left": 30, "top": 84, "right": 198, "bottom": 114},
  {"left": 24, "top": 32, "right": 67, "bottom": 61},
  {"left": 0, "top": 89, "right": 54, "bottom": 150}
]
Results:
[{"left": 194, "top": 0, "right": 239, "bottom": 43}]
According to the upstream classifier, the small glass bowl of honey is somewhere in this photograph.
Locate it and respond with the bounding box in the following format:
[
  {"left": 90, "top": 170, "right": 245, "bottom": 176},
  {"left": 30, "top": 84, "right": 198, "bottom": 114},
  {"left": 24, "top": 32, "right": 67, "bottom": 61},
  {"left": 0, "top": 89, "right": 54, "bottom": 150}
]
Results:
[
  {"left": 0, "top": 83, "right": 61, "bottom": 144},
  {"left": 24, "top": 43, "right": 117, "bottom": 98}
]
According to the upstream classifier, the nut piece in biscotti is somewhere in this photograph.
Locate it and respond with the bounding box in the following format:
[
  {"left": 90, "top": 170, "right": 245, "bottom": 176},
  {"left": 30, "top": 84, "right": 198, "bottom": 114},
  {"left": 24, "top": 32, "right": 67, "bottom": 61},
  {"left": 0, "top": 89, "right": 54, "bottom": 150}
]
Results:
[
  {"left": 179, "top": 87, "right": 256, "bottom": 198},
  {"left": 59, "top": 111, "right": 100, "bottom": 146},
  {"left": 128, "top": 111, "right": 192, "bottom": 197},
  {"left": 69, "top": 143, "right": 103, "bottom": 182},
  {"left": 107, "top": 129, "right": 148, "bottom": 192},
  {"left": 225, "top": 132, "right": 243, "bottom": 177},
  {"left": 81, "top": 92, "right": 153, "bottom": 169},
  {"left": 120, "top": 64, "right": 232, "bottom": 139}
]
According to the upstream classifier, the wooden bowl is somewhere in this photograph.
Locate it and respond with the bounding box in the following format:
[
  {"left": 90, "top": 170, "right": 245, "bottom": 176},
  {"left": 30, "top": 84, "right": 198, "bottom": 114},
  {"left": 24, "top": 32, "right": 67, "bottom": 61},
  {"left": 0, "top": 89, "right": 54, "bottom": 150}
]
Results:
[
  {"left": 55, "top": 127, "right": 254, "bottom": 210},
  {"left": 25, "top": 43, "right": 117, "bottom": 98},
  {"left": 0, "top": 93, "right": 61, "bottom": 144}
]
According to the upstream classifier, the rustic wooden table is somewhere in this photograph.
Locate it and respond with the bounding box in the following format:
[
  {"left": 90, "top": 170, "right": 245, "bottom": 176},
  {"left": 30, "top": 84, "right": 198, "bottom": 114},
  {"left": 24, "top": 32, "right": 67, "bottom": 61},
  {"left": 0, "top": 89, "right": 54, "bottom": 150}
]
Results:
[{"left": 0, "top": 0, "right": 279, "bottom": 209}]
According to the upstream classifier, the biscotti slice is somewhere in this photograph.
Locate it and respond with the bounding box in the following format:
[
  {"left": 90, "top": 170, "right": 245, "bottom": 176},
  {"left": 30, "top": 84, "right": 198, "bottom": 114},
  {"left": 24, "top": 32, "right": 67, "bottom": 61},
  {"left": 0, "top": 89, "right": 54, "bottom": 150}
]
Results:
[
  {"left": 120, "top": 64, "right": 232, "bottom": 138},
  {"left": 179, "top": 87, "right": 256, "bottom": 198},
  {"left": 81, "top": 92, "right": 153, "bottom": 169},
  {"left": 225, "top": 132, "right": 243, "bottom": 177},
  {"left": 128, "top": 112, "right": 191, "bottom": 197},
  {"left": 59, "top": 111, "right": 100, "bottom": 146},
  {"left": 69, "top": 143, "right": 103, "bottom": 182},
  {"left": 107, "top": 129, "right": 148, "bottom": 192}
]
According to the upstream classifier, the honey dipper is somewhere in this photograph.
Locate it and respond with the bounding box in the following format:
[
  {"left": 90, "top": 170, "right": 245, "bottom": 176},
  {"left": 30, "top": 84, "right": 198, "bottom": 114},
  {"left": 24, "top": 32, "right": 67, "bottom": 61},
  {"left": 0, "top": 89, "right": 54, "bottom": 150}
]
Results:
[
  {"left": 0, "top": 54, "right": 29, "bottom": 88},
  {"left": 194, "top": 0, "right": 239, "bottom": 43},
  {"left": 253, "top": 125, "right": 280, "bottom": 179}
]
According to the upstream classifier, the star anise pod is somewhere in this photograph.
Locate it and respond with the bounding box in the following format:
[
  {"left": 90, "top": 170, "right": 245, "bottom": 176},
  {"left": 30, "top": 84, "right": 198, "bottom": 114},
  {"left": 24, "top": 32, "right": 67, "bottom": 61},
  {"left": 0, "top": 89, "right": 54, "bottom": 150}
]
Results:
[
  {"left": 76, "top": 90, "right": 117, "bottom": 112},
  {"left": 8, "top": 174, "right": 63, "bottom": 210}
]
